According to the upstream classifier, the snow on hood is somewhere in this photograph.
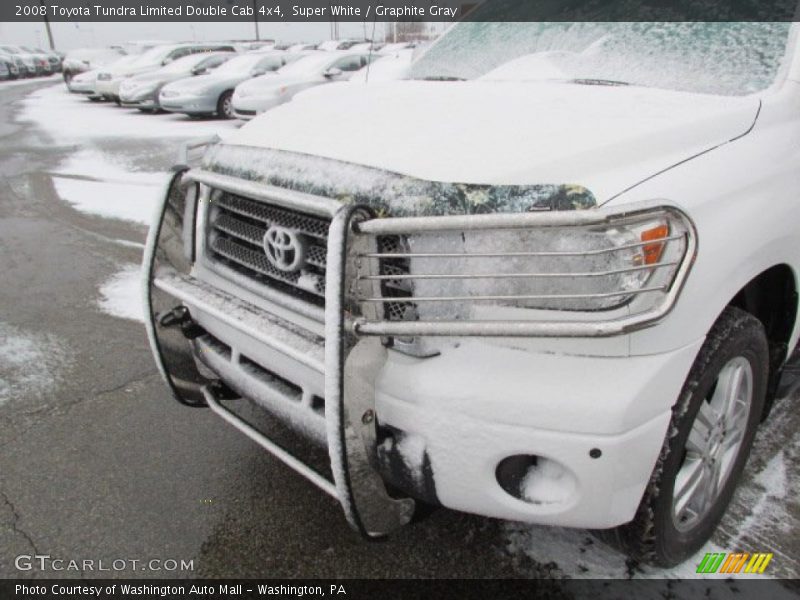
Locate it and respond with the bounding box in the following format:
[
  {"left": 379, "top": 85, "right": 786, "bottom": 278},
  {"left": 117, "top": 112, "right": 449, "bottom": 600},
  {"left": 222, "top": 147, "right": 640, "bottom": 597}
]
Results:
[
  {"left": 223, "top": 80, "right": 761, "bottom": 203},
  {"left": 236, "top": 72, "right": 312, "bottom": 93}
]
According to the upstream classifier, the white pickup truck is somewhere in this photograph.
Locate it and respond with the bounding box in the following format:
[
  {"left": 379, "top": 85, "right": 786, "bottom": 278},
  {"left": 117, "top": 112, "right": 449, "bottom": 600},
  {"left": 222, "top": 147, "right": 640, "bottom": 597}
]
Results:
[{"left": 143, "top": 22, "right": 799, "bottom": 566}]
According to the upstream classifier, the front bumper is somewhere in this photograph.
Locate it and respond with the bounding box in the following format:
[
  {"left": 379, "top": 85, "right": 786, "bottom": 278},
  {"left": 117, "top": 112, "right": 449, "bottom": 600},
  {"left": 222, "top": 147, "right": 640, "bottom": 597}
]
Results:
[
  {"left": 96, "top": 78, "right": 122, "bottom": 100},
  {"left": 145, "top": 163, "right": 699, "bottom": 535},
  {"left": 160, "top": 95, "right": 217, "bottom": 114},
  {"left": 68, "top": 79, "right": 96, "bottom": 94},
  {"left": 231, "top": 95, "right": 281, "bottom": 120}
]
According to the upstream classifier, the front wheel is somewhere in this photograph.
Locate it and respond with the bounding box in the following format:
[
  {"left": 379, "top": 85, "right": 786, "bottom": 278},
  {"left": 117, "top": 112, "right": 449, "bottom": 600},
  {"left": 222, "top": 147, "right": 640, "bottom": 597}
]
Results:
[
  {"left": 606, "top": 306, "right": 768, "bottom": 567},
  {"left": 217, "top": 90, "right": 234, "bottom": 119}
]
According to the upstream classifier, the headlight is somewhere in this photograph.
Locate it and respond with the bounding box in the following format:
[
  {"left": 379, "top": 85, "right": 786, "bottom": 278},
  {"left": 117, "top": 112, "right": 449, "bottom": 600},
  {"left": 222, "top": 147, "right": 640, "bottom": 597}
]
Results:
[{"left": 350, "top": 205, "right": 696, "bottom": 338}]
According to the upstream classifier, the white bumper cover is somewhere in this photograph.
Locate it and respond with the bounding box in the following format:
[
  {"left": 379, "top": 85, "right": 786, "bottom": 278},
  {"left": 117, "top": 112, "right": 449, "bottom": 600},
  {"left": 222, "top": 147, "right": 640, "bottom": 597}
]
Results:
[{"left": 376, "top": 339, "right": 702, "bottom": 527}]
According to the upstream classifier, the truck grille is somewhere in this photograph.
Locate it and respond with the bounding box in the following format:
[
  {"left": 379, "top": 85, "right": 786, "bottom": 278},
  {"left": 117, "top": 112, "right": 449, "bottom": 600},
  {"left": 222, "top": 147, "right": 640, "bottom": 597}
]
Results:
[{"left": 206, "top": 190, "right": 330, "bottom": 307}]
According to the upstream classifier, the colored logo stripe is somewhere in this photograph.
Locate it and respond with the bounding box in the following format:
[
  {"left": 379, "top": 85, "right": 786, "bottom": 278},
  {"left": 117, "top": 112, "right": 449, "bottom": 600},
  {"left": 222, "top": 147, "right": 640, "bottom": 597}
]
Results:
[{"left": 697, "top": 552, "right": 773, "bottom": 574}]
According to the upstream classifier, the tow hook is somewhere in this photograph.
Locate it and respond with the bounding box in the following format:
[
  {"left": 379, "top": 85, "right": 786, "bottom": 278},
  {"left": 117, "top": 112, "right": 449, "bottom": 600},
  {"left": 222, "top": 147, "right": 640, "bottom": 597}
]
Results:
[
  {"left": 207, "top": 379, "right": 240, "bottom": 401},
  {"left": 158, "top": 305, "right": 206, "bottom": 339}
]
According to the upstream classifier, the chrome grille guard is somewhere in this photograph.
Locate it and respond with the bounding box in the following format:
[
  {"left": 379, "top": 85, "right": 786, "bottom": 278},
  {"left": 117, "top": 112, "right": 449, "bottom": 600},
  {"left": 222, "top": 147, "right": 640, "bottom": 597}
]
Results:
[{"left": 144, "top": 166, "right": 696, "bottom": 538}]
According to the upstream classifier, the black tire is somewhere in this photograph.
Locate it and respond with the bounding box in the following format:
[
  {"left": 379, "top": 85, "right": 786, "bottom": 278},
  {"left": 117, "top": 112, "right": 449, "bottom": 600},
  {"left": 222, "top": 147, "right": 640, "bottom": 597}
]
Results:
[
  {"left": 602, "top": 306, "right": 768, "bottom": 567},
  {"left": 217, "top": 90, "right": 234, "bottom": 119}
]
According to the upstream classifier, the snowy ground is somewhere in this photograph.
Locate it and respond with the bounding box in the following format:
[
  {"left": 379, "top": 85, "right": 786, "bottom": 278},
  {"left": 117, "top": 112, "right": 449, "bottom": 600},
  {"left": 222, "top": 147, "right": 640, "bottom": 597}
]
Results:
[
  {"left": 0, "top": 74, "right": 62, "bottom": 89},
  {"left": 20, "top": 83, "right": 239, "bottom": 142},
  {"left": 0, "top": 323, "right": 70, "bottom": 407},
  {"left": 3, "top": 80, "right": 798, "bottom": 584}
]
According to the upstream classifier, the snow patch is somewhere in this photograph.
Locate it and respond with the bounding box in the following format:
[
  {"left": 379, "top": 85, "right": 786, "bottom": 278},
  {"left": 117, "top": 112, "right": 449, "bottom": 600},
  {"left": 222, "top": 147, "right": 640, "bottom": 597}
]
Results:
[
  {"left": 19, "top": 84, "right": 237, "bottom": 143},
  {"left": 733, "top": 451, "right": 792, "bottom": 545},
  {"left": 53, "top": 177, "right": 162, "bottom": 226},
  {"left": 53, "top": 150, "right": 168, "bottom": 225},
  {"left": 520, "top": 458, "right": 576, "bottom": 505},
  {"left": 395, "top": 432, "right": 427, "bottom": 488},
  {"left": 0, "top": 322, "right": 68, "bottom": 406},
  {"left": 98, "top": 265, "right": 145, "bottom": 322},
  {"left": 0, "top": 74, "right": 61, "bottom": 89}
]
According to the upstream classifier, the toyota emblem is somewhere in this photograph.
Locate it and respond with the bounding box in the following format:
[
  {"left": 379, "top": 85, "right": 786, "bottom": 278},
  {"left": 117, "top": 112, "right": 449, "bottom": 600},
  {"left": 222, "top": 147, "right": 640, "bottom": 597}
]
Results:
[{"left": 263, "top": 225, "right": 307, "bottom": 272}]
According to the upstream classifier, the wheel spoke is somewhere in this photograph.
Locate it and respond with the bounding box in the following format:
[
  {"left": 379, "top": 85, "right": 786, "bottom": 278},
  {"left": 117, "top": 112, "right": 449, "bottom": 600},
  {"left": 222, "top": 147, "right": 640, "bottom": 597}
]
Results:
[
  {"left": 686, "top": 424, "right": 708, "bottom": 457},
  {"left": 674, "top": 458, "right": 704, "bottom": 517},
  {"left": 707, "top": 460, "right": 723, "bottom": 510},
  {"left": 722, "top": 426, "right": 744, "bottom": 451},
  {"left": 696, "top": 400, "right": 718, "bottom": 432},
  {"left": 725, "top": 401, "right": 748, "bottom": 433}
]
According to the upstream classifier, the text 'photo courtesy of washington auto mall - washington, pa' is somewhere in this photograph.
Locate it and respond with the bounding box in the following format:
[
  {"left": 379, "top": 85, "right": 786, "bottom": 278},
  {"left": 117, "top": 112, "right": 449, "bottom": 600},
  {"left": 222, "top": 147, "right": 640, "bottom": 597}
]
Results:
[{"left": 0, "top": 0, "right": 800, "bottom": 598}]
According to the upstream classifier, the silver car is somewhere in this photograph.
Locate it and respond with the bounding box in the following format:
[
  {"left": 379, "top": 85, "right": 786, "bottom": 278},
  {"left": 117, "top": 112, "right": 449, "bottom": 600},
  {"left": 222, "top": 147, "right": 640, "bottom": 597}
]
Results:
[
  {"left": 232, "top": 51, "right": 372, "bottom": 120},
  {"left": 119, "top": 51, "right": 234, "bottom": 112},
  {"left": 0, "top": 45, "right": 37, "bottom": 77},
  {"left": 159, "top": 51, "right": 304, "bottom": 119}
]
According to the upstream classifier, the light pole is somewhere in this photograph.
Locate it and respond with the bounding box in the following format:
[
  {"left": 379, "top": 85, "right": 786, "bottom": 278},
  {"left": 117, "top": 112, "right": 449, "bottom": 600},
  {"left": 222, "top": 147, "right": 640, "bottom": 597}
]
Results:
[
  {"left": 38, "top": 0, "right": 55, "bottom": 49},
  {"left": 252, "top": 0, "right": 260, "bottom": 40}
]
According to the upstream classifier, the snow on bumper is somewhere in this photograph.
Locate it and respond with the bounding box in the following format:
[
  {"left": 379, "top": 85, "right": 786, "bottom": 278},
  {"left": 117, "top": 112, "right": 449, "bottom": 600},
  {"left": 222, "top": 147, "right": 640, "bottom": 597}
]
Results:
[{"left": 375, "top": 339, "right": 702, "bottom": 528}]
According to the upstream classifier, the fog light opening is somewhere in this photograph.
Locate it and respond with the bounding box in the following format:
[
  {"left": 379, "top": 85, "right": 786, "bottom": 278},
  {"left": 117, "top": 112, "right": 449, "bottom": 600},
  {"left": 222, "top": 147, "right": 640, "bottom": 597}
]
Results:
[{"left": 496, "top": 454, "right": 577, "bottom": 506}]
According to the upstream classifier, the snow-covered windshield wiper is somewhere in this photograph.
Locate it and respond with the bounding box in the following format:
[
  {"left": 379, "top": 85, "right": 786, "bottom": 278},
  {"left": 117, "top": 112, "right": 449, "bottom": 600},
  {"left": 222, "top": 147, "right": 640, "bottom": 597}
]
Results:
[{"left": 566, "top": 78, "right": 631, "bottom": 86}]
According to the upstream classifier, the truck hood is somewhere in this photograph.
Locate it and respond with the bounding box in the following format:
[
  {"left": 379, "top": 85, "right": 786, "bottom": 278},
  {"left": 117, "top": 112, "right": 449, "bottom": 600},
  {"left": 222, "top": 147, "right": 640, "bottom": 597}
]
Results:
[{"left": 226, "top": 80, "right": 761, "bottom": 203}]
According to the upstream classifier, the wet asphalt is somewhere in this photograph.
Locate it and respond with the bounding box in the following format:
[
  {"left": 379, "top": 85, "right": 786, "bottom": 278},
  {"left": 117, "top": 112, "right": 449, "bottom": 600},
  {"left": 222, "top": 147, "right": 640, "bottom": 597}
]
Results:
[{"left": 0, "top": 79, "right": 798, "bottom": 585}]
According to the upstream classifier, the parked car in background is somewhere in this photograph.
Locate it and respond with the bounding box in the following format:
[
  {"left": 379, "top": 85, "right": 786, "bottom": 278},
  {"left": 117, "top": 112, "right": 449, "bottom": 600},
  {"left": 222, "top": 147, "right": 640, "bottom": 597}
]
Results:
[
  {"left": 377, "top": 42, "right": 418, "bottom": 54},
  {"left": 67, "top": 68, "right": 103, "bottom": 98},
  {"left": 0, "top": 53, "right": 20, "bottom": 79},
  {"left": 62, "top": 47, "right": 127, "bottom": 83},
  {"left": 97, "top": 43, "right": 236, "bottom": 104},
  {"left": 24, "top": 46, "right": 61, "bottom": 72},
  {"left": 119, "top": 51, "right": 234, "bottom": 111},
  {"left": 317, "top": 39, "right": 370, "bottom": 51},
  {"left": 231, "top": 51, "right": 371, "bottom": 120},
  {"left": 159, "top": 51, "right": 304, "bottom": 119},
  {"left": 239, "top": 41, "right": 276, "bottom": 51},
  {"left": 283, "top": 43, "right": 318, "bottom": 52},
  {"left": 349, "top": 49, "right": 414, "bottom": 83},
  {"left": 0, "top": 45, "right": 38, "bottom": 77},
  {"left": 17, "top": 46, "right": 53, "bottom": 75}
]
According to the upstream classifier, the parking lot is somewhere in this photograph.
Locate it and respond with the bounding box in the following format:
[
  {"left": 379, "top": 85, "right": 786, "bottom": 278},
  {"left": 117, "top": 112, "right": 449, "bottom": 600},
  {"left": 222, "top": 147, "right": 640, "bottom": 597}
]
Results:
[{"left": 0, "top": 77, "right": 798, "bottom": 590}]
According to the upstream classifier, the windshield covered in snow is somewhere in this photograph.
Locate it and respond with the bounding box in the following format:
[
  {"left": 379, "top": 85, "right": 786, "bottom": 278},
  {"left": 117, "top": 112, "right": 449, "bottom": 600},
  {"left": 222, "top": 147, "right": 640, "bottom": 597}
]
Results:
[
  {"left": 408, "top": 22, "right": 792, "bottom": 95},
  {"left": 213, "top": 53, "right": 281, "bottom": 75},
  {"left": 276, "top": 53, "right": 335, "bottom": 76},
  {"left": 158, "top": 52, "right": 222, "bottom": 74}
]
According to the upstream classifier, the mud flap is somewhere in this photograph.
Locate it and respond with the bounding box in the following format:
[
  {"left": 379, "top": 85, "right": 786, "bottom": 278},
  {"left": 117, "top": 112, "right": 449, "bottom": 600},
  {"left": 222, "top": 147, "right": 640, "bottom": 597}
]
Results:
[
  {"left": 325, "top": 206, "right": 416, "bottom": 537},
  {"left": 143, "top": 167, "right": 211, "bottom": 407}
]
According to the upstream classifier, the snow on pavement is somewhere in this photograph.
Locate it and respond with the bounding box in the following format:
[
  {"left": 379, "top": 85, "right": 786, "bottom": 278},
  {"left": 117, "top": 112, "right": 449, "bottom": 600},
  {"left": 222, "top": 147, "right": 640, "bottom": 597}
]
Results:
[
  {"left": 97, "top": 265, "right": 145, "bottom": 323},
  {"left": 52, "top": 149, "right": 168, "bottom": 225},
  {"left": 0, "top": 74, "right": 61, "bottom": 89},
  {"left": 0, "top": 322, "right": 69, "bottom": 406},
  {"left": 53, "top": 177, "right": 163, "bottom": 226},
  {"left": 20, "top": 83, "right": 239, "bottom": 143}
]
